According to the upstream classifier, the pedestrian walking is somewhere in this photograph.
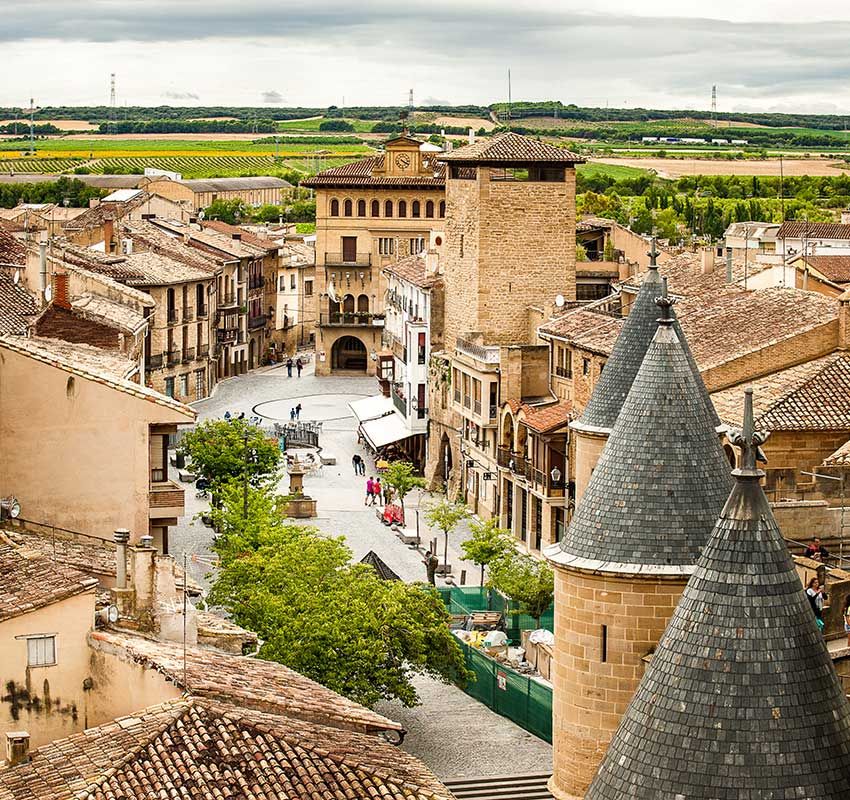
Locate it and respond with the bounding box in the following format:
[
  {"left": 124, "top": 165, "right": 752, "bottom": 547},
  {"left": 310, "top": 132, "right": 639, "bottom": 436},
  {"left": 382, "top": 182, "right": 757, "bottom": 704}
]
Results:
[
  {"left": 296, "top": 357, "right": 303, "bottom": 377},
  {"left": 290, "top": 407, "right": 296, "bottom": 421},
  {"left": 807, "top": 577, "right": 826, "bottom": 632},
  {"left": 365, "top": 476, "right": 375, "bottom": 506},
  {"left": 352, "top": 454, "right": 363, "bottom": 475},
  {"left": 295, "top": 403, "right": 302, "bottom": 420},
  {"left": 286, "top": 358, "right": 293, "bottom": 378},
  {"left": 373, "top": 478, "right": 383, "bottom": 506}
]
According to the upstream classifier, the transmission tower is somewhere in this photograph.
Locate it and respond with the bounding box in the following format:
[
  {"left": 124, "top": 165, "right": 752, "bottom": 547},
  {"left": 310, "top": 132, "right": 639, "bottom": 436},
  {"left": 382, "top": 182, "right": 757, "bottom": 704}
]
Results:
[
  {"left": 711, "top": 84, "right": 717, "bottom": 126},
  {"left": 109, "top": 73, "right": 117, "bottom": 132},
  {"left": 28, "top": 98, "right": 35, "bottom": 155},
  {"left": 408, "top": 88, "right": 414, "bottom": 112}
]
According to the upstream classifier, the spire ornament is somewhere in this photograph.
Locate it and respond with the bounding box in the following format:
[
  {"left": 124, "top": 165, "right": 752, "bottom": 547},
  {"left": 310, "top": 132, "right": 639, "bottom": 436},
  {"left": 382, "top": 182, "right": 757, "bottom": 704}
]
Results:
[
  {"left": 647, "top": 236, "right": 661, "bottom": 270},
  {"left": 728, "top": 386, "right": 769, "bottom": 477},
  {"left": 655, "top": 276, "right": 675, "bottom": 326}
]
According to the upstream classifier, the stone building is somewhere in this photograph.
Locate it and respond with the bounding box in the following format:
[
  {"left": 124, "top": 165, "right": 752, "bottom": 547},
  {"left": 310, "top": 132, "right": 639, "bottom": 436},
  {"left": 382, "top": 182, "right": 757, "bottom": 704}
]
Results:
[
  {"left": 585, "top": 390, "right": 850, "bottom": 799},
  {"left": 144, "top": 175, "right": 293, "bottom": 212},
  {"left": 424, "top": 132, "right": 583, "bottom": 526},
  {"left": 545, "top": 293, "right": 733, "bottom": 799},
  {"left": 303, "top": 135, "right": 446, "bottom": 376}
]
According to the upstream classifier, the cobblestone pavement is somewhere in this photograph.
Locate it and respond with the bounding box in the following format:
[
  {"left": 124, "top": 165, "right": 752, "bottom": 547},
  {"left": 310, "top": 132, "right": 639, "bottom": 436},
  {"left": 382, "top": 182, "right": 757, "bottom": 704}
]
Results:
[{"left": 169, "top": 361, "right": 551, "bottom": 780}]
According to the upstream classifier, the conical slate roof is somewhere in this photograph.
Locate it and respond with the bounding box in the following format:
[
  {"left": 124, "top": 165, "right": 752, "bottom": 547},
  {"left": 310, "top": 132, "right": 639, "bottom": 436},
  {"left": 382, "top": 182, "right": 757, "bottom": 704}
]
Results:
[
  {"left": 586, "top": 390, "right": 850, "bottom": 799},
  {"left": 360, "top": 550, "right": 401, "bottom": 581},
  {"left": 549, "top": 292, "right": 733, "bottom": 573},
  {"left": 575, "top": 248, "right": 721, "bottom": 432}
]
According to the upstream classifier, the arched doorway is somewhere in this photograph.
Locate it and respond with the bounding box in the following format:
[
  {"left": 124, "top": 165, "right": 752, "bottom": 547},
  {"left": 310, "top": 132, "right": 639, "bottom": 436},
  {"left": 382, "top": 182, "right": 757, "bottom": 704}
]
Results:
[
  {"left": 332, "top": 335, "right": 367, "bottom": 372},
  {"left": 440, "top": 433, "right": 453, "bottom": 483}
]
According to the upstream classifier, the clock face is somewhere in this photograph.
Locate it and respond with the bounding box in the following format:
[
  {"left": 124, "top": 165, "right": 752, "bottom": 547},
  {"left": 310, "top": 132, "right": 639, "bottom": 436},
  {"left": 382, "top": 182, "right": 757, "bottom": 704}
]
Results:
[{"left": 395, "top": 153, "right": 411, "bottom": 169}]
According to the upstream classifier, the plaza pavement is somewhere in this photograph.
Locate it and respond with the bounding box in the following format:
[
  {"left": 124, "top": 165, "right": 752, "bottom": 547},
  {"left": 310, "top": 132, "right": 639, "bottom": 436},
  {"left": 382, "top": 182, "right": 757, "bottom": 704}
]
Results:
[{"left": 169, "top": 359, "right": 552, "bottom": 779}]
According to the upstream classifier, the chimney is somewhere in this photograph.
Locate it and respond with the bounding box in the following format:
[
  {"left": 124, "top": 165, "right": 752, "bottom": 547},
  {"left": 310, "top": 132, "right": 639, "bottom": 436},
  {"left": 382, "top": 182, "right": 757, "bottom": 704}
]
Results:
[
  {"left": 113, "top": 528, "right": 129, "bottom": 589},
  {"left": 700, "top": 247, "right": 714, "bottom": 275},
  {"left": 725, "top": 247, "right": 733, "bottom": 283},
  {"left": 425, "top": 248, "right": 440, "bottom": 276},
  {"left": 468, "top": 128, "right": 474, "bottom": 146},
  {"left": 38, "top": 241, "right": 48, "bottom": 305},
  {"left": 103, "top": 218, "right": 115, "bottom": 252},
  {"left": 5, "top": 732, "right": 30, "bottom": 766},
  {"left": 840, "top": 294, "right": 850, "bottom": 350},
  {"left": 231, "top": 232, "right": 242, "bottom": 240},
  {"left": 53, "top": 272, "right": 70, "bottom": 310},
  {"left": 842, "top": 208, "right": 850, "bottom": 225},
  {"left": 89, "top": 198, "right": 101, "bottom": 208}
]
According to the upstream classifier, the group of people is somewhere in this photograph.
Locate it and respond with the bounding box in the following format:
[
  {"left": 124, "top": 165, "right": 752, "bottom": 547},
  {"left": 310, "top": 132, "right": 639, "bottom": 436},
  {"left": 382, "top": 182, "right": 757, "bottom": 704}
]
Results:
[
  {"left": 364, "top": 475, "right": 392, "bottom": 506},
  {"left": 289, "top": 403, "right": 303, "bottom": 421},
  {"left": 286, "top": 357, "right": 304, "bottom": 378}
]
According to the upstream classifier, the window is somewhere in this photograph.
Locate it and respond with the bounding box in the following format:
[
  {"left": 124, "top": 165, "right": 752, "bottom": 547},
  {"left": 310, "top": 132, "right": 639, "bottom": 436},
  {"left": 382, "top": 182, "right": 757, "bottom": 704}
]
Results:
[
  {"left": 417, "top": 331, "right": 426, "bottom": 364},
  {"left": 384, "top": 200, "right": 393, "bottom": 217},
  {"left": 179, "top": 374, "right": 189, "bottom": 397},
  {"left": 410, "top": 237, "right": 425, "bottom": 255},
  {"left": 27, "top": 635, "right": 56, "bottom": 667},
  {"left": 601, "top": 625, "right": 608, "bottom": 663},
  {"left": 343, "top": 199, "right": 353, "bottom": 217},
  {"left": 304, "top": 280, "right": 313, "bottom": 296},
  {"left": 371, "top": 199, "right": 380, "bottom": 217},
  {"left": 164, "top": 377, "right": 175, "bottom": 398},
  {"left": 582, "top": 358, "right": 590, "bottom": 376},
  {"left": 290, "top": 273, "right": 296, "bottom": 290},
  {"left": 398, "top": 200, "right": 407, "bottom": 218},
  {"left": 425, "top": 200, "right": 434, "bottom": 218},
  {"left": 439, "top": 200, "right": 446, "bottom": 218},
  {"left": 556, "top": 346, "right": 572, "bottom": 378},
  {"left": 412, "top": 200, "right": 421, "bottom": 218},
  {"left": 330, "top": 199, "right": 339, "bottom": 216},
  {"left": 450, "top": 165, "right": 476, "bottom": 180},
  {"left": 357, "top": 199, "right": 366, "bottom": 217},
  {"left": 278, "top": 275, "right": 286, "bottom": 292},
  {"left": 378, "top": 237, "right": 395, "bottom": 256},
  {"left": 489, "top": 166, "right": 565, "bottom": 182},
  {"left": 459, "top": 234, "right": 464, "bottom": 258}
]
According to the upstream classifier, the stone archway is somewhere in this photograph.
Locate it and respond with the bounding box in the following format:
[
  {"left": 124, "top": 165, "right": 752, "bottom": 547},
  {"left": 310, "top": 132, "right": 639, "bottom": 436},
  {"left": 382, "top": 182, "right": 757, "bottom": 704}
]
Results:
[
  {"left": 331, "top": 335, "right": 367, "bottom": 372},
  {"left": 440, "top": 432, "right": 453, "bottom": 483}
]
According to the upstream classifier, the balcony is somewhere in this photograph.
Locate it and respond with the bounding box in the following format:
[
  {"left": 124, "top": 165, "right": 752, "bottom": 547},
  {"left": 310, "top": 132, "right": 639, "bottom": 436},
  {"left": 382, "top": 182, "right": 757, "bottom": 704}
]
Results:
[
  {"left": 497, "top": 446, "right": 530, "bottom": 477},
  {"left": 249, "top": 275, "right": 265, "bottom": 290},
  {"left": 182, "top": 306, "right": 194, "bottom": 322},
  {"left": 167, "top": 308, "right": 178, "bottom": 325},
  {"left": 217, "top": 328, "right": 239, "bottom": 344},
  {"left": 198, "top": 343, "right": 210, "bottom": 358},
  {"left": 149, "top": 480, "right": 185, "bottom": 520},
  {"left": 197, "top": 304, "right": 209, "bottom": 319},
  {"left": 392, "top": 387, "right": 407, "bottom": 418},
  {"left": 181, "top": 347, "right": 195, "bottom": 364},
  {"left": 218, "top": 293, "right": 238, "bottom": 311},
  {"left": 320, "top": 312, "right": 385, "bottom": 327},
  {"left": 554, "top": 365, "right": 572, "bottom": 379},
  {"left": 325, "top": 252, "right": 371, "bottom": 267},
  {"left": 147, "top": 353, "right": 164, "bottom": 371},
  {"left": 248, "top": 314, "right": 268, "bottom": 330},
  {"left": 166, "top": 350, "right": 180, "bottom": 367},
  {"left": 456, "top": 337, "right": 500, "bottom": 364}
]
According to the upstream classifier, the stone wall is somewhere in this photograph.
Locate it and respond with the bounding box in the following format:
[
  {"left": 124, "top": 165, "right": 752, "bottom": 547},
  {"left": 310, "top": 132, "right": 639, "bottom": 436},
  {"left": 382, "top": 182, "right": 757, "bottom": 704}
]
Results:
[
  {"left": 571, "top": 427, "right": 608, "bottom": 505},
  {"left": 549, "top": 566, "right": 686, "bottom": 800}
]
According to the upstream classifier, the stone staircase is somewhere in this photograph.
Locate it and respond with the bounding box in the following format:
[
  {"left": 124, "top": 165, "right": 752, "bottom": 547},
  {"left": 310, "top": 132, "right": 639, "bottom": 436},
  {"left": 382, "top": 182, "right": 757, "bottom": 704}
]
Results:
[{"left": 444, "top": 773, "right": 553, "bottom": 800}]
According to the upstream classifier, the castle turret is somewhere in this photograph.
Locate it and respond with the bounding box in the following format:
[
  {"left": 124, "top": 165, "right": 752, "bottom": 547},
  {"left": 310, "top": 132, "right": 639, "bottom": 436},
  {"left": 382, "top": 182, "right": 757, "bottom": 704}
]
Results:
[
  {"left": 586, "top": 388, "right": 850, "bottom": 799},
  {"left": 546, "top": 289, "right": 733, "bottom": 799}
]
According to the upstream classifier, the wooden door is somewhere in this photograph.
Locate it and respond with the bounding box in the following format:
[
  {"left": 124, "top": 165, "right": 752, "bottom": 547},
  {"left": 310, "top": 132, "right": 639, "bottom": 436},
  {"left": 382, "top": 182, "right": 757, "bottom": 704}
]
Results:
[{"left": 342, "top": 236, "right": 357, "bottom": 262}]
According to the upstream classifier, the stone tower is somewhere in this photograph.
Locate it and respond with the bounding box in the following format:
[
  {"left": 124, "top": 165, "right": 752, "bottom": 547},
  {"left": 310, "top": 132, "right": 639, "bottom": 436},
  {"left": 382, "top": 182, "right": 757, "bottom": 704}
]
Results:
[
  {"left": 571, "top": 247, "right": 720, "bottom": 503},
  {"left": 438, "top": 132, "right": 582, "bottom": 348},
  {"left": 545, "top": 292, "right": 733, "bottom": 799},
  {"left": 586, "top": 388, "right": 850, "bottom": 799}
]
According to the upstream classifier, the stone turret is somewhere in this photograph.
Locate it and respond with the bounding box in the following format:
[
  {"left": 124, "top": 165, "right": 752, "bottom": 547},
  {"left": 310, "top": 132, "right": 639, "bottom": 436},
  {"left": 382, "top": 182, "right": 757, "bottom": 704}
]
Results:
[
  {"left": 586, "top": 388, "right": 850, "bottom": 799},
  {"left": 546, "top": 288, "right": 733, "bottom": 799}
]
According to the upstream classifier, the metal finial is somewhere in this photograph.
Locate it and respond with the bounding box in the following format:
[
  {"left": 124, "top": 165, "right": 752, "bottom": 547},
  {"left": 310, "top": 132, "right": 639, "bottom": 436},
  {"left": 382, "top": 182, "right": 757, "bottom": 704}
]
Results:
[
  {"left": 728, "top": 387, "right": 769, "bottom": 477},
  {"left": 655, "top": 276, "right": 675, "bottom": 325},
  {"left": 647, "top": 237, "right": 660, "bottom": 269}
]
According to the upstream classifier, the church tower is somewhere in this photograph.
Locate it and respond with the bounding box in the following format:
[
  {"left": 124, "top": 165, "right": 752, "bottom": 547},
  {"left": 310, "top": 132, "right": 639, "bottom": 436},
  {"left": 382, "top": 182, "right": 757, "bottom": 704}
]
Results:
[
  {"left": 586, "top": 388, "right": 850, "bottom": 799},
  {"left": 546, "top": 290, "right": 733, "bottom": 799}
]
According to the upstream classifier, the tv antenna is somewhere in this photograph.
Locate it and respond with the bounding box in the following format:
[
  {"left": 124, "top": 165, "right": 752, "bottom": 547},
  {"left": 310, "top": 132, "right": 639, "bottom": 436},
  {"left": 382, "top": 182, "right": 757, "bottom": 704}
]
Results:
[{"left": 711, "top": 85, "right": 717, "bottom": 126}]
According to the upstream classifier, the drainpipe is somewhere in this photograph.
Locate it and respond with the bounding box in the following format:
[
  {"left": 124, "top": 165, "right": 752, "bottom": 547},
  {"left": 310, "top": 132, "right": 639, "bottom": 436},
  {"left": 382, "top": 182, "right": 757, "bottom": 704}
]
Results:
[
  {"left": 113, "top": 528, "right": 130, "bottom": 589},
  {"left": 38, "top": 241, "right": 48, "bottom": 305}
]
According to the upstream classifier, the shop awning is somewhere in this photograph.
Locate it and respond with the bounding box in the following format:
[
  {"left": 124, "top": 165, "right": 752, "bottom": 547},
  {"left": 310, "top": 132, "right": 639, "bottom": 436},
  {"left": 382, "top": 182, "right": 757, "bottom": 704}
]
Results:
[
  {"left": 348, "top": 395, "right": 394, "bottom": 423},
  {"left": 361, "top": 412, "right": 411, "bottom": 449}
]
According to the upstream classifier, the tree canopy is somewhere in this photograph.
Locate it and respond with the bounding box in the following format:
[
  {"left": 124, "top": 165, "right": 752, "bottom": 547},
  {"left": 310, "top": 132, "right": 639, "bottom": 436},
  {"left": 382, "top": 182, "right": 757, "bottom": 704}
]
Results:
[
  {"left": 381, "top": 461, "right": 425, "bottom": 519},
  {"left": 424, "top": 498, "right": 468, "bottom": 569},
  {"left": 460, "top": 518, "right": 515, "bottom": 586},
  {"left": 488, "top": 551, "right": 555, "bottom": 627},
  {"left": 208, "top": 486, "right": 471, "bottom": 707}
]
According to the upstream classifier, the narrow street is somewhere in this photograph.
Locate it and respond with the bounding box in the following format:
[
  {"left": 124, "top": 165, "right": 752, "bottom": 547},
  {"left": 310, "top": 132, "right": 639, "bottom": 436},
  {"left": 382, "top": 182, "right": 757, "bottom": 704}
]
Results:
[{"left": 169, "top": 361, "right": 552, "bottom": 780}]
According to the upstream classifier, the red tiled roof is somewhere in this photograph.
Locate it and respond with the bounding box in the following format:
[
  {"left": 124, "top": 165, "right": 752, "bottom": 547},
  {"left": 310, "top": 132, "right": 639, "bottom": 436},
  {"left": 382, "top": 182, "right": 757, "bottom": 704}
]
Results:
[
  {"left": 302, "top": 155, "right": 446, "bottom": 188},
  {"left": 517, "top": 401, "right": 573, "bottom": 433},
  {"left": 0, "top": 543, "right": 98, "bottom": 622},
  {"left": 384, "top": 254, "right": 442, "bottom": 289},
  {"left": 440, "top": 132, "right": 583, "bottom": 164},
  {"left": 0, "top": 266, "right": 38, "bottom": 335},
  {"left": 202, "top": 219, "right": 280, "bottom": 252},
  {"left": 824, "top": 438, "right": 850, "bottom": 467},
  {"left": 0, "top": 698, "right": 452, "bottom": 800},
  {"left": 538, "top": 307, "right": 624, "bottom": 356},
  {"left": 799, "top": 255, "right": 850, "bottom": 283},
  {"left": 0, "top": 227, "right": 25, "bottom": 265},
  {"left": 777, "top": 221, "right": 850, "bottom": 241}
]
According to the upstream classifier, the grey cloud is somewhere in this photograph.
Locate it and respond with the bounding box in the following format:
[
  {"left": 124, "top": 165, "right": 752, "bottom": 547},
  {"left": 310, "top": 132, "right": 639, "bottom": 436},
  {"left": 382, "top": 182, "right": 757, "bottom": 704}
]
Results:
[
  {"left": 163, "top": 90, "right": 199, "bottom": 100},
  {"left": 261, "top": 90, "right": 285, "bottom": 104}
]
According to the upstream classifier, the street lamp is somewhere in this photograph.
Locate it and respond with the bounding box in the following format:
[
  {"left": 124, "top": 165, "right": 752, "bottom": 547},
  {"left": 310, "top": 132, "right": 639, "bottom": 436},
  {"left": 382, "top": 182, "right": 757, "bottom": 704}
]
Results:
[{"left": 550, "top": 466, "right": 562, "bottom": 485}]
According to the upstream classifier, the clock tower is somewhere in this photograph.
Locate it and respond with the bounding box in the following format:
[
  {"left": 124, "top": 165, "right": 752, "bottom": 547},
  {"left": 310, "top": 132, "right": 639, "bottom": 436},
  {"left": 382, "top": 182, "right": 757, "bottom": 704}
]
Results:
[{"left": 372, "top": 134, "right": 430, "bottom": 177}]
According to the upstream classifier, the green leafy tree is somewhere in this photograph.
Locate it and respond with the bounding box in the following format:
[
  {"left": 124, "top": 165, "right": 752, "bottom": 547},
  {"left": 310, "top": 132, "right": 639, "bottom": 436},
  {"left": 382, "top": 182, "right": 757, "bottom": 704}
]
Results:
[
  {"left": 204, "top": 198, "right": 249, "bottom": 224},
  {"left": 460, "top": 518, "right": 515, "bottom": 586},
  {"left": 179, "top": 419, "right": 280, "bottom": 491},
  {"left": 424, "top": 499, "right": 468, "bottom": 572},
  {"left": 488, "top": 551, "right": 554, "bottom": 628},
  {"left": 208, "top": 495, "right": 471, "bottom": 707},
  {"left": 381, "top": 461, "right": 425, "bottom": 522}
]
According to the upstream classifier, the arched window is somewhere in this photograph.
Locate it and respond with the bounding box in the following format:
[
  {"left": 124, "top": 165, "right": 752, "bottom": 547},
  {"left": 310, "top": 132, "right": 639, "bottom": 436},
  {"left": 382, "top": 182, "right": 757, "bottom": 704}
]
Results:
[
  {"left": 425, "top": 200, "right": 434, "bottom": 218},
  {"left": 357, "top": 294, "right": 369, "bottom": 313},
  {"left": 398, "top": 200, "right": 407, "bottom": 218},
  {"left": 343, "top": 199, "right": 353, "bottom": 217},
  {"left": 439, "top": 200, "right": 446, "bottom": 218},
  {"left": 371, "top": 199, "right": 380, "bottom": 217},
  {"left": 357, "top": 199, "right": 366, "bottom": 217},
  {"left": 385, "top": 200, "right": 393, "bottom": 218},
  {"left": 342, "top": 294, "right": 355, "bottom": 313},
  {"left": 330, "top": 198, "right": 340, "bottom": 216},
  {"left": 412, "top": 200, "right": 421, "bottom": 218}
]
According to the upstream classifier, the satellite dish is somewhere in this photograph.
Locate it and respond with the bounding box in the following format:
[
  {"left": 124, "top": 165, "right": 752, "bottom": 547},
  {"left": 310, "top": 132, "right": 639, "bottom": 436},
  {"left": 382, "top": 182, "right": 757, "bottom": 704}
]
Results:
[
  {"left": 555, "top": 294, "right": 566, "bottom": 308},
  {"left": 44, "top": 285, "right": 53, "bottom": 303},
  {"left": 13, "top": 270, "right": 20, "bottom": 285}
]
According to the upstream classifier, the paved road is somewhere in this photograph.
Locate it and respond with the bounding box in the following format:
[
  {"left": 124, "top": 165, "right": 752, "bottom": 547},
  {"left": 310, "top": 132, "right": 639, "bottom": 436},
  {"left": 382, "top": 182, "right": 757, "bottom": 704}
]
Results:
[{"left": 169, "top": 361, "right": 551, "bottom": 780}]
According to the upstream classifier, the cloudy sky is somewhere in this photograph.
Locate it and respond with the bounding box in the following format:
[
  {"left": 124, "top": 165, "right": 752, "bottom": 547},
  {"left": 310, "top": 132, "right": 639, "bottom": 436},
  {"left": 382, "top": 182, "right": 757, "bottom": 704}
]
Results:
[{"left": 5, "top": 0, "right": 850, "bottom": 113}]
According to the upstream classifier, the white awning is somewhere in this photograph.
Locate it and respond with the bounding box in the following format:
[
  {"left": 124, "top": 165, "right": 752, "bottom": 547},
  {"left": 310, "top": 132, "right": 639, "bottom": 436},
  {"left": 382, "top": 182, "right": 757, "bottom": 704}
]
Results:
[
  {"left": 361, "top": 412, "right": 412, "bottom": 449},
  {"left": 348, "top": 395, "right": 394, "bottom": 423}
]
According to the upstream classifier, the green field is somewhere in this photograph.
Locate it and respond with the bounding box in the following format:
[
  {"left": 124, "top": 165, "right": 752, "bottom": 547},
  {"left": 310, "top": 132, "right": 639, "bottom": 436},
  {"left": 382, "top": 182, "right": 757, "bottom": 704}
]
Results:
[
  {"left": 275, "top": 117, "right": 380, "bottom": 133},
  {"left": 577, "top": 162, "right": 651, "bottom": 181}
]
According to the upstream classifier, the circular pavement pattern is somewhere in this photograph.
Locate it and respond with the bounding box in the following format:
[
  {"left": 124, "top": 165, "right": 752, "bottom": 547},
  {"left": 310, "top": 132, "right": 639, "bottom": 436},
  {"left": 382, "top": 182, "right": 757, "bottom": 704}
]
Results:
[{"left": 252, "top": 393, "right": 369, "bottom": 423}]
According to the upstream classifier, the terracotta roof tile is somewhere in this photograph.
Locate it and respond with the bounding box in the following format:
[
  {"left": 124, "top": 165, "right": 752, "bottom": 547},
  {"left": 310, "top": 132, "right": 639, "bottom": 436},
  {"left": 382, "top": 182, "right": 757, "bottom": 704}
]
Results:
[
  {"left": 0, "top": 697, "right": 452, "bottom": 800},
  {"left": 517, "top": 401, "right": 572, "bottom": 433},
  {"left": 778, "top": 220, "right": 850, "bottom": 240},
  {"left": 384, "top": 254, "right": 442, "bottom": 290},
  {"left": 0, "top": 266, "right": 38, "bottom": 335},
  {"left": 711, "top": 353, "right": 850, "bottom": 431},
  {"left": 440, "top": 132, "right": 583, "bottom": 164},
  {"left": 202, "top": 219, "right": 280, "bottom": 252},
  {"left": 152, "top": 219, "right": 268, "bottom": 259},
  {"left": 538, "top": 307, "right": 623, "bottom": 356},
  {"left": 798, "top": 254, "right": 850, "bottom": 283},
  {"left": 824, "top": 437, "right": 850, "bottom": 466},
  {"left": 89, "top": 630, "right": 403, "bottom": 734},
  {"left": 0, "top": 227, "right": 25, "bottom": 265},
  {"left": 302, "top": 155, "right": 446, "bottom": 188},
  {"left": 0, "top": 543, "right": 98, "bottom": 622}
]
